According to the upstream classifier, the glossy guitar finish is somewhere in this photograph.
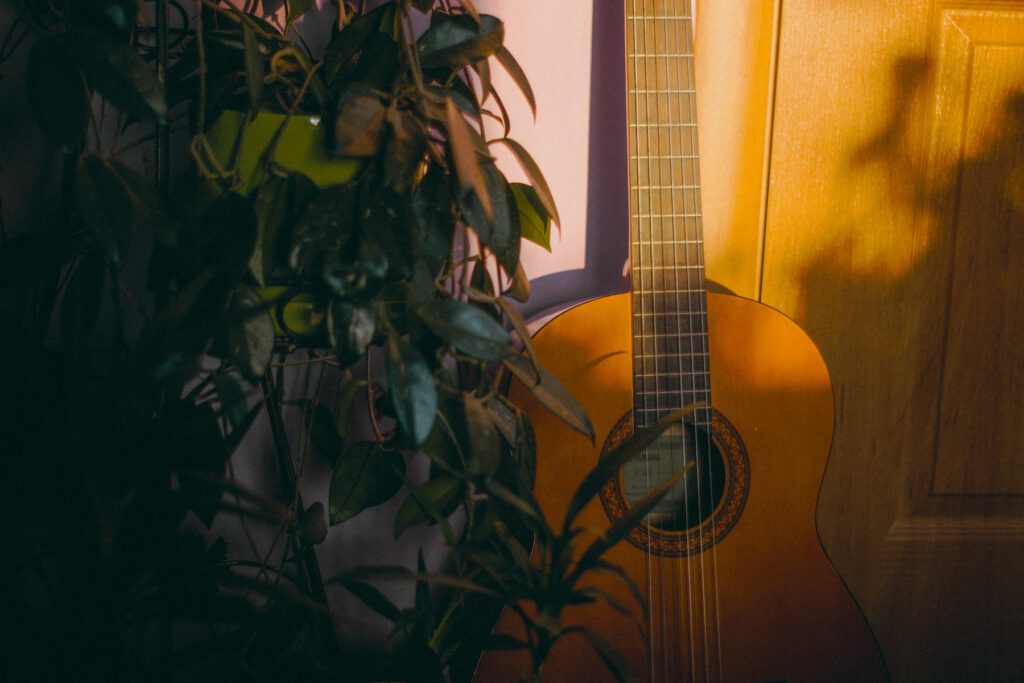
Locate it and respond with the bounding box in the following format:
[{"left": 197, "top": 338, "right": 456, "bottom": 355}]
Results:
[{"left": 479, "top": 291, "right": 888, "bottom": 682}]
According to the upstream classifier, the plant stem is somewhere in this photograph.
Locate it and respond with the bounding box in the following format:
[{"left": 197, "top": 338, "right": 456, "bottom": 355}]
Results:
[{"left": 260, "top": 371, "right": 340, "bottom": 662}]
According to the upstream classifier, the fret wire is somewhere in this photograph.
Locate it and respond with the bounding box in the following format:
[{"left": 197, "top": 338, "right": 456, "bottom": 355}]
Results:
[
  {"left": 629, "top": 89, "right": 696, "bottom": 94},
  {"left": 630, "top": 122, "right": 697, "bottom": 128},
  {"left": 629, "top": 53, "right": 695, "bottom": 58}
]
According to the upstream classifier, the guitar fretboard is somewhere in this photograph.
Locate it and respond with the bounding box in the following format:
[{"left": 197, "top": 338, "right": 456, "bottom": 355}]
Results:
[{"left": 626, "top": 0, "right": 710, "bottom": 428}]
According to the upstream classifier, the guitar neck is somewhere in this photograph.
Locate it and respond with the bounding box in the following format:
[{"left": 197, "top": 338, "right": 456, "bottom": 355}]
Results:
[{"left": 625, "top": 0, "right": 710, "bottom": 428}]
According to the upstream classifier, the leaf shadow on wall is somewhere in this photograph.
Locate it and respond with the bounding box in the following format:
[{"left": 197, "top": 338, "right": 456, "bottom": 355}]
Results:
[{"left": 793, "top": 54, "right": 1024, "bottom": 680}]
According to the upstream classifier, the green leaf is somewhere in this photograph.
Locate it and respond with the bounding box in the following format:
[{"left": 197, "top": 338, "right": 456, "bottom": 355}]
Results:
[
  {"left": 329, "top": 441, "right": 405, "bottom": 524},
  {"left": 562, "top": 404, "right": 701, "bottom": 535},
  {"left": 494, "top": 137, "right": 561, "bottom": 227},
  {"left": 25, "top": 37, "right": 88, "bottom": 151},
  {"left": 242, "top": 24, "right": 264, "bottom": 115},
  {"left": 75, "top": 154, "right": 137, "bottom": 268},
  {"left": 503, "top": 354, "right": 594, "bottom": 442},
  {"left": 418, "top": 14, "right": 504, "bottom": 70},
  {"left": 387, "top": 334, "right": 437, "bottom": 446},
  {"left": 393, "top": 475, "right": 463, "bottom": 538},
  {"left": 225, "top": 287, "right": 274, "bottom": 381},
  {"left": 415, "top": 299, "right": 512, "bottom": 361},
  {"left": 511, "top": 183, "right": 551, "bottom": 252},
  {"left": 327, "top": 300, "right": 377, "bottom": 366},
  {"left": 71, "top": 30, "right": 167, "bottom": 122}
]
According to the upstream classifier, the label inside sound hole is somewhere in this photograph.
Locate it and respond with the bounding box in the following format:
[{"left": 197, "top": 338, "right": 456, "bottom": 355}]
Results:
[{"left": 599, "top": 409, "right": 750, "bottom": 557}]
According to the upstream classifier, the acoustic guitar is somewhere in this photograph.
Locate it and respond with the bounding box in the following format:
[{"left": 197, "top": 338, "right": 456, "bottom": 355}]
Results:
[{"left": 478, "top": 1, "right": 889, "bottom": 681}]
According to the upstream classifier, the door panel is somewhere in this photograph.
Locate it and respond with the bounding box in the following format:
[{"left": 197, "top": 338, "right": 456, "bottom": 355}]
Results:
[{"left": 699, "top": 1, "right": 1024, "bottom": 680}]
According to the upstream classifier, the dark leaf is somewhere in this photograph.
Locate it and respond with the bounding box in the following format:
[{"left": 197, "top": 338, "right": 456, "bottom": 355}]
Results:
[
  {"left": 393, "top": 475, "right": 463, "bottom": 538},
  {"left": 304, "top": 401, "right": 344, "bottom": 464},
  {"left": 60, "top": 253, "right": 106, "bottom": 356},
  {"left": 458, "top": 161, "right": 520, "bottom": 275},
  {"left": 384, "top": 104, "right": 428, "bottom": 191},
  {"left": 574, "top": 460, "right": 693, "bottom": 581},
  {"left": 351, "top": 32, "right": 400, "bottom": 91},
  {"left": 463, "top": 393, "right": 500, "bottom": 479},
  {"left": 213, "top": 371, "right": 249, "bottom": 431},
  {"left": 511, "top": 182, "right": 551, "bottom": 252},
  {"left": 202, "top": 192, "right": 258, "bottom": 276},
  {"left": 0, "top": 233, "right": 69, "bottom": 286},
  {"left": 415, "top": 299, "right": 512, "bottom": 361},
  {"left": 327, "top": 300, "right": 377, "bottom": 366},
  {"left": 387, "top": 334, "right": 437, "bottom": 446},
  {"left": 411, "top": 164, "right": 456, "bottom": 273},
  {"left": 563, "top": 627, "right": 638, "bottom": 683},
  {"left": 335, "top": 377, "right": 367, "bottom": 446},
  {"left": 445, "top": 97, "right": 492, "bottom": 221},
  {"left": 167, "top": 402, "right": 229, "bottom": 527},
  {"left": 289, "top": 184, "right": 354, "bottom": 274},
  {"left": 484, "top": 634, "right": 530, "bottom": 651},
  {"left": 71, "top": 30, "right": 167, "bottom": 122},
  {"left": 339, "top": 578, "right": 402, "bottom": 623},
  {"left": 25, "top": 37, "right": 88, "bottom": 151},
  {"left": 503, "top": 354, "right": 594, "bottom": 442},
  {"left": 495, "top": 45, "right": 536, "bottom": 118},
  {"left": 329, "top": 441, "right": 405, "bottom": 524},
  {"left": 287, "top": 0, "right": 315, "bottom": 21},
  {"left": 418, "top": 14, "right": 503, "bottom": 70},
  {"left": 75, "top": 154, "right": 137, "bottom": 268},
  {"left": 334, "top": 91, "right": 387, "bottom": 158},
  {"left": 295, "top": 501, "right": 328, "bottom": 544},
  {"left": 321, "top": 2, "right": 394, "bottom": 86},
  {"left": 225, "top": 287, "right": 274, "bottom": 381},
  {"left": 251, "top": 170, "right": 318, "bottom": 283},
  {"left": 563, "top": 404, "right": 701, "bottom": 534},
  {"left": 68, "top": 0, "right": 140, "bottom": 36},
  {"left": 242, "top": 24, "right": 264, "bottom": 114}
]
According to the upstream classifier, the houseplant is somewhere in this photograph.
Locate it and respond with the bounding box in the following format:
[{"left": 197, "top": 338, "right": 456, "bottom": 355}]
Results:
[{"left": 0, "top": 1, "right": 688, "bottom": 680}]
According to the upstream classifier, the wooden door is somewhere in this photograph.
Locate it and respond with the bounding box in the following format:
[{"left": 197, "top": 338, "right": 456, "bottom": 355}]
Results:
[{"left": 697, "top": 1, "right": 1024, "bottom": 681}]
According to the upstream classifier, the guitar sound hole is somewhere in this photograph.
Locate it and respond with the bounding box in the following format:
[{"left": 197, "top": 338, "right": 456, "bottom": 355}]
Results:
[{"left": 621, "top": 422, "right": 726, "bottom": 531}]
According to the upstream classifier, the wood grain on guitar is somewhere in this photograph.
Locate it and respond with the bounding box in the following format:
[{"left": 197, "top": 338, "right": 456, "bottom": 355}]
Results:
[{"left": 475, "top": 1, "right": 889, "bottom": 681}]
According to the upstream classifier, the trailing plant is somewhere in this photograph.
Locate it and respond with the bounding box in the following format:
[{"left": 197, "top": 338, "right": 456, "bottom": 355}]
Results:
[{"left": 0, "top": 1, "right": 687, "bottom": 680}]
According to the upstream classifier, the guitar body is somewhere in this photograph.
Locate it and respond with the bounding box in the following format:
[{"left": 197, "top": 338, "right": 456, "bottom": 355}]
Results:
[{"left": 480, "top": 292, "right": 887, "bottom": 682}]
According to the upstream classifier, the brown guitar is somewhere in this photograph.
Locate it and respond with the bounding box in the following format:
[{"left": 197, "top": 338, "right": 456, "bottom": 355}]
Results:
[{"left": 476, "top": 1, "right": 888, "bottom": 681}]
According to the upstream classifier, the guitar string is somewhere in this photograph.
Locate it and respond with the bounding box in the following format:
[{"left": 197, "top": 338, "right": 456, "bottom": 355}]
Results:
[
  {"left": 679, "top": 0, "right": 729, "bottom": 675},
  {"left": 642, "top": 2, "right": 676, "bottom": 677},
  {"left": 679, "top": 0, "right": 725, "bottom": 677},
  {"left": 627, "top": 1, "right": 659, "bottom": 678},
  {"left": 654, "top": 1, "right": 698, "bottom": 680},
  {"left": 649, "top": 3, "right": 687, "bottom": 680},
  {"left": 647, "top": 3, "right": 688, "bottom": 679}
]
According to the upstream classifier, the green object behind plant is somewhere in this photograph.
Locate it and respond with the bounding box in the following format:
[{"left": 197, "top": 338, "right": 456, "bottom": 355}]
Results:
[{"left": 205, "top": 110, "right": 362, "bottom": 194}]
